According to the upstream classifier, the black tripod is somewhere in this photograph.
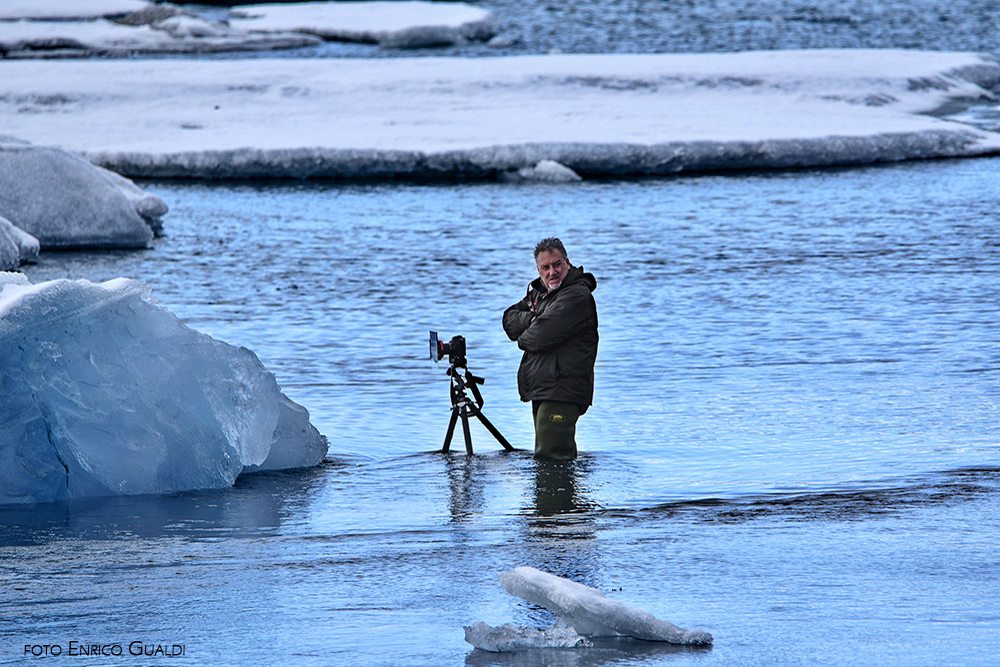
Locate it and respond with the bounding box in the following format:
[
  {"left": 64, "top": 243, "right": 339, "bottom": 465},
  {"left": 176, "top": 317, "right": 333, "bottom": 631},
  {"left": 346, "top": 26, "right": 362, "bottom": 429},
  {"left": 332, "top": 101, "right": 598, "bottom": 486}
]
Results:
[{"left": 442, "top": 360, "right": 514, "bottom": 454}]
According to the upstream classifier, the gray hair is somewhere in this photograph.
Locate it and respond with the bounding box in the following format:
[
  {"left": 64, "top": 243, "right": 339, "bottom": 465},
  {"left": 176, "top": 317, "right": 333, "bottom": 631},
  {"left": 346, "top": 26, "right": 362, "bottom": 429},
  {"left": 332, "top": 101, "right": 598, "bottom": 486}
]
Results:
[{"left": 533, "top": 237, "right": 568, "bottom": 260}]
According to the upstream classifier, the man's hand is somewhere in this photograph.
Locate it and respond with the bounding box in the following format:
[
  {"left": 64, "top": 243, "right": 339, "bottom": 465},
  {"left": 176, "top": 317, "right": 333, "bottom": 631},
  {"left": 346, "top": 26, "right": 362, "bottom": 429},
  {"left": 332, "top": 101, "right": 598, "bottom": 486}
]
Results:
[{"left": 503, "top": 289, "right": 538, "bottom": 341}]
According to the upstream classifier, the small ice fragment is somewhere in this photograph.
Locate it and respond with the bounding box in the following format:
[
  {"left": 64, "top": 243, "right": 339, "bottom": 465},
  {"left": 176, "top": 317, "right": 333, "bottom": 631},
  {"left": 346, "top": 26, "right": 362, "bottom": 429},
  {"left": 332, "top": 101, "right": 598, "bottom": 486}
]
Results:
[
  {"left": 507, "top": 160, "right": 583, "bottom": 183},
  {"left": 498, "top": 566, "right": 713, "bottom": 645},
  {"left": 463, "top": 622, "right": 591, "bottom": 652},
  {"left": 0, "top": 217, "right": 39, "bottom": 269}
]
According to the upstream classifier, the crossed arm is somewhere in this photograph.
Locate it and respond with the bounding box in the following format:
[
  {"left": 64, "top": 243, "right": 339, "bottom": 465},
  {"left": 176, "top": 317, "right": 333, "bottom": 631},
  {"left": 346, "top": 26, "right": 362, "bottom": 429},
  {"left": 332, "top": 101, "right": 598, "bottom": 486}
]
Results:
[{"left": 502, "top": 286, "right": 592, "bottom": 352}]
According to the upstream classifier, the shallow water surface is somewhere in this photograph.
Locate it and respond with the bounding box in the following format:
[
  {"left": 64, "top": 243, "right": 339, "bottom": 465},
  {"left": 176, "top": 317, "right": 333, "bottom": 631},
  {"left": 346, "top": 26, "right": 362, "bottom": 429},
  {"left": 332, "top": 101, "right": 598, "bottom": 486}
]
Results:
[{"left": 4, "top": 159, "right": 1000, "bottom": 665}]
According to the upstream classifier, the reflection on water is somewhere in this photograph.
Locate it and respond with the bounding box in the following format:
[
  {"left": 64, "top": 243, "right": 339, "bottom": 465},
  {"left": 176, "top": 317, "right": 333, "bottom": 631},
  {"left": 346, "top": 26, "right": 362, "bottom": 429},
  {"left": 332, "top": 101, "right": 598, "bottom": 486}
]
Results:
[
  {"left": 464, "top": 636, "right": 710, "bottom": 667},
  {"left": 531, "top": 460, "right": 597, "bottom": 518},
  {"left": 0, "top": 464, "right": 337, "bottom": 547}
]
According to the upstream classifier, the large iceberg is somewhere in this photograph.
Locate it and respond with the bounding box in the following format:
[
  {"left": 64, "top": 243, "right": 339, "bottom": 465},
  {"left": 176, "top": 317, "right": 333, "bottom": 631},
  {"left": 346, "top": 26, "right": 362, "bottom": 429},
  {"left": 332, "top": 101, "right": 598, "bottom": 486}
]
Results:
[
  {"left": 465, "top": 567, "right": 712, "bottom": 652},
  {"left": 0, "top": 273, "right": 328, "bottom": 505},
  {"left": 0, "top": 137, "right": 166, "bottom": 249}
]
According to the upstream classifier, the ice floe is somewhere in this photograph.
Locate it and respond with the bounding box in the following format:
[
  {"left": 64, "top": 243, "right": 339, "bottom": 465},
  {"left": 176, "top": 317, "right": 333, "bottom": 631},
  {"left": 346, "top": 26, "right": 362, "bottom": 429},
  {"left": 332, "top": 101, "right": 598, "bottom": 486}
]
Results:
[
  {"left": 0, "top": 274, "right": 328, "bottom": 505},
  {"left": 465, "top": 567, "right": 711, "bottom": 652},
  {"left": 0, "top": 13, "right": 321, "bottom": 58},
  {"left": 2, "top": 49, "right": 997, "bottom": 180},
  {"left": 0, "top": 0, "right": 149, "bottom": 21},
  {"left": 231, "top": 0, "right": 495, "bottom": 49},
  {"left": 464, "top": 622, "right": 592, "bottom": 652},
  {"left": 0, "top": 0, "right": 492, "bottom": 57},
  {"left": 500, "top": 159, "right": 583, "bottom": 183},
  {"left": 0, "top": 137, "right": 165, "bottom": 249}
]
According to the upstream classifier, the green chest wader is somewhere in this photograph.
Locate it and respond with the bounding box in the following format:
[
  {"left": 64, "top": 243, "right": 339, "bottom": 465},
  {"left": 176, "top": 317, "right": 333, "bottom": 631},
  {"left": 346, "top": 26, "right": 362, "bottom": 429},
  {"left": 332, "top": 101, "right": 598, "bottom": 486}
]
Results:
[{"left": 533, "top": 401, "right": 581, "bottom": 461}]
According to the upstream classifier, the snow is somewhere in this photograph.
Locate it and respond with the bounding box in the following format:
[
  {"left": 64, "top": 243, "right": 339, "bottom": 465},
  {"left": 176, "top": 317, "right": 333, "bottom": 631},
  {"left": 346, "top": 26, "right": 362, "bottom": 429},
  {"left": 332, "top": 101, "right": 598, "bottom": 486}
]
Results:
[
  {"left": 231, "top": 1, "right": 494, "bottom": 47},
  {"left": 0, "top": 139, "right": 165, "bottom": 249},
  {"left": 493, "top": 566, "right": 712, "bottom": 646},
  {"left": 0, "top": 0, "right": 149, "bottom": 20},
  {"left": 0, "top": 1, "right": 491, "bottom": 56},
  {"left": 2, "top": 50, "right": 997, "bottom": 180},
  {"left": 0, "top": 274, "right": 328, "bottom": 505},
  {"left": 0, "top": 17, "right": 322, "bottom": 57}
]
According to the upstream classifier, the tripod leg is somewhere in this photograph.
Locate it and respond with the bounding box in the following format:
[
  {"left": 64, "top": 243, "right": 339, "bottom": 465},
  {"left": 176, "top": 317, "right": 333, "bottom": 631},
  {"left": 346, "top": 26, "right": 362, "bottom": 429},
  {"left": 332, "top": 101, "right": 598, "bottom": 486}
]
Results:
[
  {"left": 460, "top": 405, "right": 474, "bottom": 455},
  {"left": 442, "top": 405, "right": 460, "bottom": 453},
  {"left": 467, "top": 403, "right": 515, "bottom": 451}
]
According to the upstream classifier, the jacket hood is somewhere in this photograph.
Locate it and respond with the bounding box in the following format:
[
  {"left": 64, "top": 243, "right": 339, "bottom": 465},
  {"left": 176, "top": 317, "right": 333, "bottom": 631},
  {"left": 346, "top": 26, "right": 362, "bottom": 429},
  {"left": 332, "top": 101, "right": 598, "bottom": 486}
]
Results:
[{"left": 530, "top": 265, "right": 597, "bottom": 295}]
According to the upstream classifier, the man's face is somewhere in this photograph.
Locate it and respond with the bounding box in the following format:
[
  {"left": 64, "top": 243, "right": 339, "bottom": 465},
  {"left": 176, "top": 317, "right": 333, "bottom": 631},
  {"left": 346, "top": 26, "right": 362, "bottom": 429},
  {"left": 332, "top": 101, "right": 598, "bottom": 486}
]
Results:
[{"left": 536, "top": 249, "right": 569, "bottom": 291}]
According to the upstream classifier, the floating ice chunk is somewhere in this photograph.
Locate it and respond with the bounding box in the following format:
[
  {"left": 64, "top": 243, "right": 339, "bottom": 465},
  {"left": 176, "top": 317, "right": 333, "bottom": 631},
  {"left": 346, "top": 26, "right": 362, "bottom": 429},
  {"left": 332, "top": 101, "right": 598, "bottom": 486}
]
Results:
[
  {"left": 0, "top": 226, "right": 20, "bottom": 272},
  {"left": 527, "top": 160, "right": 582, "bottom": 182},
  {"left": 242, "top": 395, "right": 329, "bottom": 473},
  {"left": 464, "top": 622, "right": 591, "bottom": 652},
  {"left": 154, "top": 15, "right": 234, "bottom": 39},
  {"left": 0, "top": 0, "right": 151, "bottom": 20},
  {"left": 115, "top": 2, "right": 186, "bottom": 27},
  {"left": 230, "top": 1, "right": 495, "bottom": 48},
  {"left": 0, "top": 16, "right": 322, "bottom": 58},
  {"left": 0, "top": 275, "right": 328, "bottom": 505},
  {"left": 91, "top": 153, "right": 170, "bottom": 235},
  {"left": 502, "top": 159, "right": 583, "bottom": 183},
  {"left": 378, "top": 25, "right": 467, "bottom": 49},
  {"left": 0, "top": 138, "right": 164, "bottom": 249},
  {"left": 498, "top": 567, "right": 713, "bottom": 645},
  {"left": 0, "top": 217, "right": 39, "bottom": 270}
]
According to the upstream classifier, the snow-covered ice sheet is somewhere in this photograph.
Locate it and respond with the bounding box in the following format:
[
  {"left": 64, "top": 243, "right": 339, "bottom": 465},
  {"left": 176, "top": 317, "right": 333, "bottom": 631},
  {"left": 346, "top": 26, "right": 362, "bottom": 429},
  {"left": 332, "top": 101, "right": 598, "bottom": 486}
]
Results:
[
  {"left": 0, "top": 16, "right": 321, "bottom": 57},
  {"left": 0, "top": 0, "right": 148, "bottom": 21},
  {"left": 231, "top": 1, "right": 494, "bottom": 45},
  {"left": 0, "top": 1, "right": 490, "bottom": 56},
  {"left": 2, "top": 50, "right": 999, "bottom": 179},
  {"left": 0, "top": 274, "right": 328, "bottom": 505}
]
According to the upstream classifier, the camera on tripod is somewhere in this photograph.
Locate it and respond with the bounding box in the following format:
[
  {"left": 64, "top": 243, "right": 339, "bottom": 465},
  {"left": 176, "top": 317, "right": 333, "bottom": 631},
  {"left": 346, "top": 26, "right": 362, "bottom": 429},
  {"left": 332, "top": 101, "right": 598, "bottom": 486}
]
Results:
[
  {"left": 429, "top": 331, "right": 466, "bottom": 367},
  {"left": 428, "top": 330, "right": 513, "bottom": 455}
]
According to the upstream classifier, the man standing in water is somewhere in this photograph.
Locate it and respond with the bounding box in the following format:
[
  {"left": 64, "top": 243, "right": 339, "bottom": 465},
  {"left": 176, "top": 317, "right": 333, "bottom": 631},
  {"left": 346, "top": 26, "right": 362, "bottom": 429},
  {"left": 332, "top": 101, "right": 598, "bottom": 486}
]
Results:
[{"left": 503, "top": 238, "right": 598, "bottom": 460}]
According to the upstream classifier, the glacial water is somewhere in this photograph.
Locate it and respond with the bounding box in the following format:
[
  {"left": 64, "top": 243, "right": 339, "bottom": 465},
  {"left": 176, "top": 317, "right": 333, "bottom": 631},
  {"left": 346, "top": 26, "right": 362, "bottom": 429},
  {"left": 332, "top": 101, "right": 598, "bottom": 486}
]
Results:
[
  {"left": 4, "top": 157, "right": 999, "bottom": 666},
  {"left": 5, "top": 0, "right": 1000, "bottom": 661}
]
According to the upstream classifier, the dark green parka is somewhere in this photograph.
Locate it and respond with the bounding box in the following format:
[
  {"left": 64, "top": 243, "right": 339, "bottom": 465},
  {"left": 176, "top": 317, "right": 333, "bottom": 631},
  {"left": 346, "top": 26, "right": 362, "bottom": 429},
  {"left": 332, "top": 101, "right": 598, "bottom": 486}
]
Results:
[{"left": 502, "top": 265, "right": 598, "bottom": 412}]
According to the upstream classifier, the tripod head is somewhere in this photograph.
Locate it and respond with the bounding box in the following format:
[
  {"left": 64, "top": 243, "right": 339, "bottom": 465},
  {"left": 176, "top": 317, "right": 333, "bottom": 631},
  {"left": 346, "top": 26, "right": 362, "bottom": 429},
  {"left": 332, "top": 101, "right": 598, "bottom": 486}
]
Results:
[
  {"left": 430, "top": 330, "right": 483, "bottom": 408},
  {"left": 428, "top": 330, "right": 514, "bottom": 454},
  {"left": 430, "top": 331, "right": 466, "bottom": 368}
]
